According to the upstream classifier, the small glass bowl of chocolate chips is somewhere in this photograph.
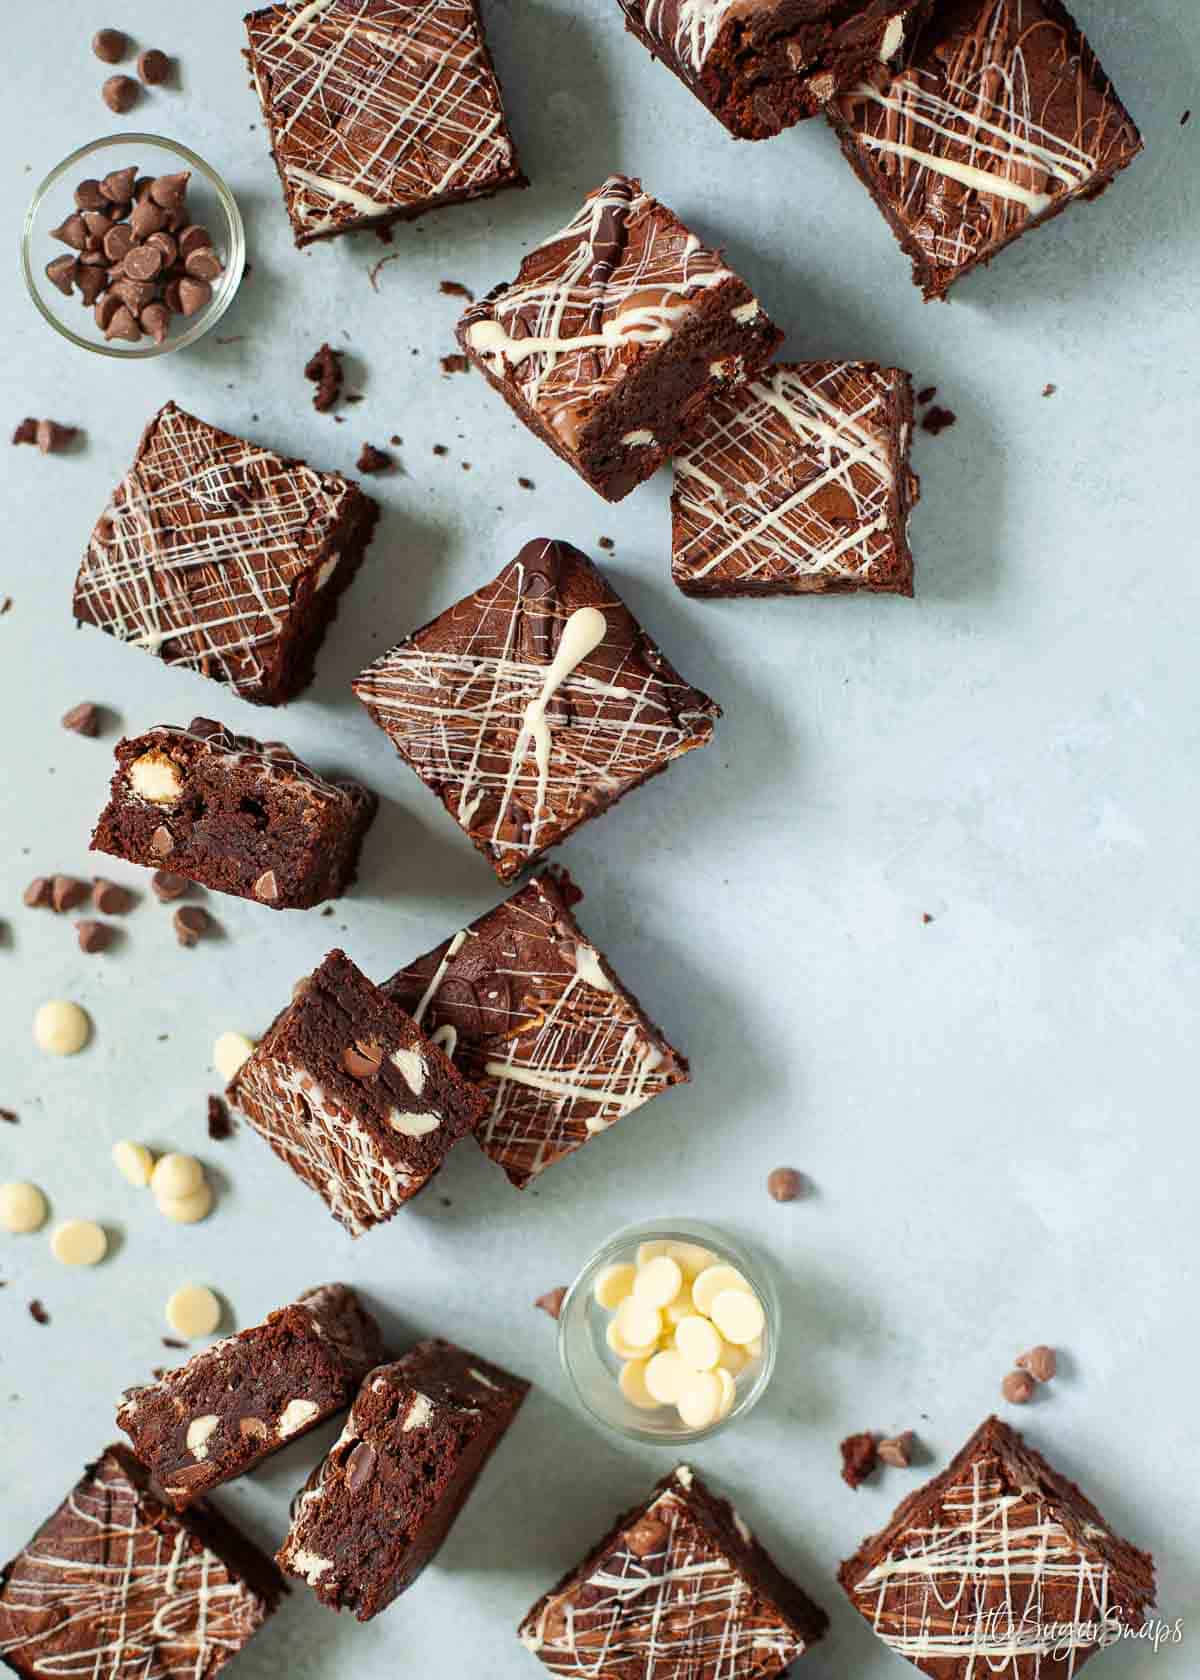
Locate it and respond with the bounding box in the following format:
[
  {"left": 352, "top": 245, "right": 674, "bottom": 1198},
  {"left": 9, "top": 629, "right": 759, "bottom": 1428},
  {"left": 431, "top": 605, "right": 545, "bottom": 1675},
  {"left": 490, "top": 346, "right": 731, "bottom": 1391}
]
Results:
[
  {"left": 558, "top": 1219, "right": 780, "bottom": 1444},
  {"left": 23, "top": 133, "right": 244, "bottom": 357}
]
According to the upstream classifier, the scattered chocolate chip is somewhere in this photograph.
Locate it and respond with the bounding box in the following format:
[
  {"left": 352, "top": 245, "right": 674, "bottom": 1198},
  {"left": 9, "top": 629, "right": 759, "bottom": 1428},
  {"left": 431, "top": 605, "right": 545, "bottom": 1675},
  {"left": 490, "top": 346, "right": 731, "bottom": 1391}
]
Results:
[
  {"left": 920, "top": 405, "right": 957, "bottom": 437},
  {"left": 162, "top": 1336, "right": 186, "bottom": 1349},
  {"left": 305, "top": 343, "right": 343, "bottom": 412},
  {"left": 12, "top": 419, "right": 38, "bottom": 446},
  {"left": 1002, "top": 1369, "right": 1036, "bottom": 1405},
  {"left": 440, "top": 354, "right": 469, "bottom": 376},
  {"left": 1042, "top": 383, "right": 1057, "bottom": 398},
  {"left": 207, "top": 1094, "right": 234, "bottom": 1141},
  {"left": 253, "top": 869, "right": 279, "bottom": 903},
  {"left": 51, "top": 875, "right": 87, "bottom": 913},
  {"left": 439, "top": 279, "right": 474, "bottom": 301},
  {"left": 598, "top": 536, "right": 614, "bottom": 551},
  {"left": 356, "top": 442, "right": 391, "bottom": 474},
  {"left": 62, "top": 701, "right": 99, "bottom": 736},
  {"left": 0, "top": 1108, "right": 17, "bottom": 1124},
  {"left": 45, "top": 254, "right": 79, "bottom": 296},
  {"left": 174, "top": 906, "right": 210, "bottom": 947},
  {"left": 92, "top": 27, "right": 127, "bottom": 61},
  {"left": 916, "top": 384, "right": 937, "bottom": 405},
  {"left": 1016, "top": 1345, "right": 1057, "bottom": 1383},
  {"left": 23, "top": 877, "right": 52, "bottom": 908},
  {"left": 389, "top": 434, "right": 402, "bottom": 446},
  {"left": 76, "top": 919, "right": 113, "bottom": 954},
  {"left": 767, "top": 1166, "right": 804, "bottom": 1202},
  {"left": 36, "top": 421, "right": 78, "bottom": 456},
  {"left": 432, "top": 443, "right": 448, "bottom": 456},
  {"left": 102, "top": 74, "right": 140, "bottom": 114},
  {"left": 151, "top": 869, "right": 188, "bottom": 901},
  {"left": 878, "top": 1431, "right": 915, "bottom": 1468},
  {"left": 535, "top": 1287, "right": 567, "bottom": 1320},
  {"left": 518, "top": 476, "right": 534, "bottom": 490},
  {"left": 840, "top": 1432, "right": 879, "bottom": 1489},
  {"left": 28, "top": 1299, "right": 51, "bottom": 1326},
  {"left": 138, "top": 48, "right": 171, "bottom": 85},
  {"left": 91, "top": 879, "right": 131, "bottom": 915}
]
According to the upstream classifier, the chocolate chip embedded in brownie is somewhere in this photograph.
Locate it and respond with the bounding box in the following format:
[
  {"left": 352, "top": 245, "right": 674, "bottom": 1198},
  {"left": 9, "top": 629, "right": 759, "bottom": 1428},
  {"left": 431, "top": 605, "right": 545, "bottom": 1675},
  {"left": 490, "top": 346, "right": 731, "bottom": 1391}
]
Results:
[
  {"left": 116, "top": 1284, "right": 384, "bottom": 1509},
  {"left": 90, "top": 717, "right": 377, "bottom": 908}
]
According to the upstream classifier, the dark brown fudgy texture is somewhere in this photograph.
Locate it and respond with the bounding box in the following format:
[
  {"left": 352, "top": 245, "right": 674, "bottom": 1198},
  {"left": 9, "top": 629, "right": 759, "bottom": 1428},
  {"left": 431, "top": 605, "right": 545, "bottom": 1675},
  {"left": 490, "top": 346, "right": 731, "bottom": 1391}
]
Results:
[
  {"left": 73, "top": 402, "right": 378, "bottom": 705},
  {"left": 353, "top": 538, "right": 721, "bottom": 881},
  {"left": 91, "top": 717, "right": 377, "bottom": 909},
  {"left": 839, "top": 1416, "right": 1157, "bottom": 1678},
  {"left": 519, "top": 1465, "right": 828, "bottom": 1675},
  {"left": 229, "top": 950, "right": 488, "bottom": 1237},
  {"left": 383, "top": 868, "right": 690, "bottom": 1188},
  {"left": 457, "top": 175, "right": 782, "bottom": 501},
  {"left": 619, "top": 0, "right": 932, "bottom": 139},
  {"left": 277, "top": 1339, "right": 528, "bottom": 1620},
  {"left": 116, "top": 1284, "right": 384, "bottom": 1509},
  {"left": 827, "top": 0, "right": 1144, "bottom": 299},
  {"left": 0, "top": 1444, "right": 285, "bottom": 1678},
  {"left": 244, "top": 0, "right": 526, "bottom": 248}
]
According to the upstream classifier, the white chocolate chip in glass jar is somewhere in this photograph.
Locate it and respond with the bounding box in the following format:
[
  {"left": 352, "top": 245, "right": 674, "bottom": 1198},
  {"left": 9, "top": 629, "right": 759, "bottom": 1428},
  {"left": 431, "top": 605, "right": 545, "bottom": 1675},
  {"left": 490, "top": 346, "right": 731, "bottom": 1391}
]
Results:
[
  {"left": 112, "top": 1140, "right": 155, "bottom": 1187},
  {"left": 618, "top": 1358, "right": 660, "bottom": 1410},
  {"left": 0, "top": 1181, "right": 48, "bottom": 1234},
  {"left": 644, "top": 1350, "right": 689, "bottom": 1405},
  {"left": 691, "top": 1263, "right": 753, "bottom": 1318},
  {"left": 677, "top": 1372, "right": 722, "bottom": 1430},
  {"left": 710, "top": 1288, "right": 766, "bottom": 1346},
  {"left": 614, "top": 1297, "right": 661, "bottom": 1351},
  {"left": 50, "top": 1219, "right": 107, "bottom": 1266},
  {"left": 33, "top": 1000, "right": 91, "bottom": 1056},
  {"left": 594, "top": 1262, "right": 637, "bottom": 1310},
  {"left": 675, "top": 1314, "right": 723, "bottom": 1372},
  {"left": 631, "top": 1255, "right": 682, "bottom": 1310},
  {"left": 166, "top": 1283, "right": 221, "bottom": 1339}
]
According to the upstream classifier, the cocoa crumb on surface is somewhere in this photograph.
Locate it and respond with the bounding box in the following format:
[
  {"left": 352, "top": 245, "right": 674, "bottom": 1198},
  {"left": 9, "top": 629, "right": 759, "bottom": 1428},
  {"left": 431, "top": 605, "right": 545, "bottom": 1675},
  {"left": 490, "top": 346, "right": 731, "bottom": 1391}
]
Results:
[
  {"left": 1042, "top": 383, "right": 1057, "bottom": 397},
  {"left": 598, "top": 536, "right": 614, "bottom": 550},
  {"left": 439, "top": 279, "right": 474, "bottom": 301},
  {"left": 535, "top": 1287, "right": 567, "bottom": 1320},
  {"left": 356, "top": 442, "right": 392, "bottom": 474},
  {"left": 916, "top": 385, "right": 937, "bottom": 405},
  {"left": 840, "top": 1431, "right": 878, "bottom": 1488},
  {"left": 162, "top": 1337, "right": 186, "bottom": 1349},
  {"left": 28, "top": 1300, "right": 49, "bottom": 1325},
  {"left": 920, "top": 405, "right": 957, "bottom": 437},
  {"left": 389, "top": 434, "right": 402, "bottom": 446},
  {"left": 207, "top": 1094, "right": 234, "bottom": 1141},
  {"left": 304, "top": 343, "right": 343, "bottom": 412},
  {"left": 0, "top": 597, "right": 11, "bottom": 615},
  {"left": 432, "top": 444, "right": 448, "bottom": 456},
  {"left": 517, "top": 476, "right": 534, "bottom": 490},
  {"left": 0, "top": 1108, "right": 17, "bottom": 1124},
  {"left": 440, "top": 354, "right": 469, "bottom": 376},
  {"left": 1182, "top": 109, "right": 1191, "bottom": 126},
  {"left": 922, "top": 911, "right": 934, "bottom": 924}
]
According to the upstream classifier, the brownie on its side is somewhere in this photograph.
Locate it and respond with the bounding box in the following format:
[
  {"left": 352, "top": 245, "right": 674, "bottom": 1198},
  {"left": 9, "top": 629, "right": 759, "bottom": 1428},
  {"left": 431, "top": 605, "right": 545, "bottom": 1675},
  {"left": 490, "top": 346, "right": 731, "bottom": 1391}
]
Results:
[
  {"left": 457, "top": 175, "right": 781, "bottom": 501},
  {"left": 278, "top": 1339, "right": 528, "bottom": 1619},
  {"left": 618, "top": 0, "right": 931, "bottom": 140},
  {"left": 73, "top": 402, "right": 379, "bottom": 706},
  {"left": 672, "top": 361, "right": 920, "bottom": 596},
  {"left": 520, "top": 1465, "right": 827, "bottom": 1677},
  {"left": 229, "top": 950, "right": 488, "bottom": 1237},
  {"left": 353, "top": 538, "right": 721, "bottom": 881},
  {"left": 839, "top": 1415, "right": 1157, "bottom": 1678},
  {"left": 827, "top": 0, "right": 1143, "bottom": 300},
  {"left": 91, "top": 718, "right": 377, "bottom": 909},
  {"left": 0, "top": 1444, "right": 284, "bottom": 1679},
  {"left": 244, "top": 0, "right": 526, "bottom": 249},
  {"left": 384, "top": 868, "right": 690, "bottom": 1188},
  {"left": 116, "top": 1284, "right": 384, "bottom": 1510}
]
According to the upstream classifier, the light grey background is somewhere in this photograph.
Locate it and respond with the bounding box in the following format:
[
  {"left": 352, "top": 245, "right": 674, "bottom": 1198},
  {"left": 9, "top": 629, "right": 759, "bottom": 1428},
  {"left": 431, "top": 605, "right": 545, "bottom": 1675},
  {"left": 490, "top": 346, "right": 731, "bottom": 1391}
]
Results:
[{"left": 1, "top": 2, "right": 1197, "bottom": 1675}]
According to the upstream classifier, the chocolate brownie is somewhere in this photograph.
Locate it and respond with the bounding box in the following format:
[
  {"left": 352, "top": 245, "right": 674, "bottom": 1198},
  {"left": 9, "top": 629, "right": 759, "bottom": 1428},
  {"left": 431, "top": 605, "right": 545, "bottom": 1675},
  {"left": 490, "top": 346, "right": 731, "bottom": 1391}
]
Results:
[
  {"left": 618, "top": 0, "right": 931, "bottom": 139},
  {"left": 229, "top": 950, "right": 488, "bottom": 1236},
  {"left": 353, "top": 538, "right": 721, "bottom": 880},
  {"left": 277, "top": 1338, "right": 528, "bottom": 1619},
  {"left": 671, "top": 361, "right": 920, "bottom": 595},
  {"left": 839, "top": 1415, "right": 1157, "bottom": 1677},
  {"left": 383, "top": 868, "right": 690, "bottom": 1188},
  {"left": 73, "top": 402, "right": 379, "bottom": 705},
  {"left": 116, "top": 1284, "right": 384, "bottom": 1509},
  {"left": 0, "top": 1444, "right": 284, "bottom": 1678},
  {"left": 244, "top": 0, "right": 526, "bottom": 248},
  {"left": 457, "top": 175, "right": 782, "bottom": 501},
  {"left": 520, "top": 1464, "right": 827, "bottom": 1676},
  {"left": 91, "top": 718, "right": 377, "bottom": 908},
  {"left": 827, "top": 0, "right": 1144, "bottom": 299}
]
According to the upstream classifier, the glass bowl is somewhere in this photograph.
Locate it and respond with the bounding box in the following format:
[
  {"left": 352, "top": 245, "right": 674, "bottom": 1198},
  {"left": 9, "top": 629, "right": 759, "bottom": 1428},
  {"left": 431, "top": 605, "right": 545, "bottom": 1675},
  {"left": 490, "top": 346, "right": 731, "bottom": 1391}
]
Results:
[
  {"left": 558, "top": 1218, "right": 779, "bottom": 1445},
  {"left": 21, "top": 133, "right": 245, "bottom": 358}
]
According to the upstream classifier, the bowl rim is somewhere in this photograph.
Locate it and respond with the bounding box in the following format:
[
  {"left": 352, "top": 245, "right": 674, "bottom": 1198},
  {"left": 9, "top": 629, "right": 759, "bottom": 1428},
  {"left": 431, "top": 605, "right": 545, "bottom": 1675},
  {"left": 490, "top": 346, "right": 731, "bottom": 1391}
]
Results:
[
  {"left": 21, "top": 131, "right": 245, "bottom": 360},
  {"left": 556, "top": 1216, "right": 781, "bottom": 1447}
]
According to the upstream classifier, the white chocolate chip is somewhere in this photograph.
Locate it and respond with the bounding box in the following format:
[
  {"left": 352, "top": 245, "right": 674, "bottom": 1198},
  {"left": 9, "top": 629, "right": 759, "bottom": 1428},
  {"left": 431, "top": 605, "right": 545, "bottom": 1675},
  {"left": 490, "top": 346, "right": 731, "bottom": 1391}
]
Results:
[
  {"left": 387, "top": 1110, "right": 441, "bottom": 1137},
  {"left": 677, "top": 1371, "right": 722, "bottom": 1430},
  {"left": 635, "top": 1240, "right": 670, "bottom": 1267},
  {"left": 618, "top": 1358, "right": 661, "bottom": 1411},
  {"left": 157, "top": 1181, "right": 214, "bottom": 1225},
  {"left": 644, "top": 1350, "right": 689, "bottom": 1405},
  {"left": 593, "top": 1263, "right": 636, "bottom": 1310},
  {"left": 239, "top": 1417, "right": 269, "bottom": 1440},
  {"left": 614, "top": 1297, "right": 660, "bottom": 1351},
  {"left": 632, "top": 1255, "right": 683, "bottom": 1310},
  {"left": 151, "top": 1153, "right": 204, "bottom": 1199},
  {"left": 277, "top": 1398, "right": 319, "bottom": 1439},
  {"left": 128, "top": 749, "right": 183, "bottom": 803},
  {"left": 710, "top": 1288, "right": 766, "bottom": 1346},
  {"left": 691, "top": 1263, "right": 752, "bottom": 1318},
  {"left": 214, "top": 1031, "right": 256, "bottom": 1082},
  {"left": 289, "top": 1548, "right": 333, "bottom": 1583},
  {"left": 389, "top": 1046, "right": 425, "bottom": 1094},
  {"left": 50, "top": 1219, "right": 107, "bottom": 1266},
  {"left": 186, "top": 1415, "right": 220, "bottom": 1459},
  {"left": 33, "top": 1000, "right": 91, "bottom": 1056},
  {"left": 166, "top": 1284, "right": 221, "bottom": 1339},
  {"left": 666, "top": 1242, "right": 717, "bottom": 1278},
  {"left": 715, "top": 1367, "right": 737, "bottom": 1420},
  {"left": 403, "top": 1394, "right": 434, "bottom": 1431},
  {"left": 0, "top": 1182, "right": 48, "bottom": 1234},
  {"left": 112, "top": 1140, "right": 155, "bottom": 1187},
  {"left": 717, "top": 1339, "right": 748, "bottom": 1377},
  {"left": 675, "top": 1314, "right": 722, "bottom": 1372}
]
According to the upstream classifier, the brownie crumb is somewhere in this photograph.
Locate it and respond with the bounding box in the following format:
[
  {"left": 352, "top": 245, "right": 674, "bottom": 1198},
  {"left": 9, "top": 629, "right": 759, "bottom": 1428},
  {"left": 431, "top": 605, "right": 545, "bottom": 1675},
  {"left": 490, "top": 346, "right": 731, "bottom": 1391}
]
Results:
[
  {"left": 432, "top": 444, "right": 449, "bottom": 456},
  {"left": 922, "top": 911, "right": 934, "bottom": 924},
  {"left": 207, "top": 1094, "right": 234, "bottom": 1141},
  {"left": 535, "top": 1287, "right": 567, "bottom": 1320},
  {"left": 440, "top": 354, "right": 470, "bottom": 377},
  {"left": 840, "top": 1432, "right": 878, "bottom": 1488},
  {"left": 28, "top": 1299, "right": 49, "bottom": 1326},
  {"left": 439, "top": 279, "right": 474, "bottom": 302},
  {"left": 920, "top": 405, "right": 957, "bottom": 437},
  {"left": 598, "top": 536, "right": 614, "bottom": 551},
  {"left": 517, "top": 476, "right": 534, "bottom": 490},
  {"left": 345, "top": 392, "right": 364, "bottom": 405},
  {"left": 1042, "top": 383, "right": 1057, "bottom": 398},
  {"left": 14, "top": 419, "right": 77, "bottom": 455},
  {"left": 356, "top": 442, "right": 392, "bottom": 474},
  {"left": 0, "top": 1108, "right": 17, "bottom": 1125},
  {"left": 162, "top": 1336, "right": 186, "bottom": 1349},
  {"left": 61, "top": 701, "right": 99, "bottom": 737},
  {"left": 389, "top": 434, "right": 402, "bottom": 446},
  {"left": 0, "top": 597, "right": 11, "bottom": 616},
  {"left": 304, "top": 343, "right": 343, "bottom": 413},
  {"left": 915, "top": 385, "right": 937, "bottom": 405}
]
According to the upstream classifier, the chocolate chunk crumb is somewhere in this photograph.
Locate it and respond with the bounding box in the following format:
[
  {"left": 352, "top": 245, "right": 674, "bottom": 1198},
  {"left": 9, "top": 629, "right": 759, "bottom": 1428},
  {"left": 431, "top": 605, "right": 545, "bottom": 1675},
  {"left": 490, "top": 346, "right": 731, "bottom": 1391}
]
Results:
[
  {"left": 76, "top": 919, "right": 113, "bottom": 954},
  {"left": 840, "top": 1432, "right": 878, "bottom": 1488},
  {"left": 535, "top": 1287, "right": 567, "bottom": 1320},
  {"left": 1042, "top": 383, "right": 1057, "bottom": 398},
  {"left": 138, "top": 48, "right": 171, "bottom": 86},
  {"left": 0, "top": 1109, "right": 17, "bottom": 1125},
  {"left": 389, "top": 434, "right": 402, "bottom": 446},
  {"left": 1182, "top": 109, "right": 1192, "bottom": 127},
  {"left": 878, "top": 1431, "right": 915, "bottom": 1468},
  {"left": 92, "top": 27, "right": 127, "bottom": 62},
  {"left": 0, "top": 597, "right": 11, "bottom": 616},
  {"left": 439, "top": 279, "right": 474, "bottom": 301},
  {"left": 356, "top": 442, "right": 392, "bottom": 474},
  {"left": 304, "top": 343, "right": 343, "bottom": 412},
  {"left": 432, "top": 444, "right": 448, "bottom": 456},
  {"left": 207, "top": 1094, "right": 234, "bottom": 1140},
  {"left": 440, "top": 354, "right": 469, "bottom": 376},
  {"left": 767, "top": 1166, "right": 804, "bottom": 1202},
  {"left": 916, "top": 384, "right": 937, "bottom": 405},
  {"left": 920, "top": 405, "right": 957, "bottom": 437},
  {"left": 174, "top": 905, "right": 210, "bottom": 947},
  {"left": 162, "top": 1337, "right": 186, "bottom": 1349},
  {"left": 598, "top": 536, "right": 614, "bottom": 551},
  {"left": 62, "top": 701, "right": 99, "bottom": 737},
  {"left": 517, "top": 476, "right": 534, "bottom": 490},
  {"left": 151, "top": 870, "right": 189, "bottom": 902},
  {"left": 102, "top": 74, "right": 140, "bottom": 114},
  {"left": 28, "top": 1299, "right": 49, "bottom": 1325}
]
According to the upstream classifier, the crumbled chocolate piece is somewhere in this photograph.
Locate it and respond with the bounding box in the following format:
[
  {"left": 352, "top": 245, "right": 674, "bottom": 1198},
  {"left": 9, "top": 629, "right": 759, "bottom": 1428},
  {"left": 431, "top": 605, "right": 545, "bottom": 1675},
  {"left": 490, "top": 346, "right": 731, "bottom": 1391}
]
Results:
[
  {"left": 28, "top": 1299, "right": 49, "bottom": 1325},
  {"left": 767, "top": 1166, "right": 804, "bottom": 1202},
  {"left": 1182, "top": 109, "right": 1192, "bottom": 127},
  {"left": 356, "top": 442, "right": 391, "bottom": 474},
  {"left": 162, "top": 1336, "right": 186, "bottom": 1349},
  {"left": 62, "top": 701, "right": 99, "bottom": 736},
  {"left": 138, "top": 48, "right": 171, "bottom": 85},
  {"left": 174, "top": 905, "right": 210, "bottom": 947},
  {"left": 102, "top": 74, "right": 140, "bottom": 113},
  {"left": 51, "top": 875, "right": 88, "bottom": 913},
  {"left": 151, "top": 870, "right": 189, "bottom": 901},
  {"left": 439, "top": 280, "right": 474, "bottom": 301},
  {"left": 440, "top": 354, "right": 469, "bottom": 376},
  {"left": 23, "top": 877, "right": 52, "bottom": 908},
  {"left": 841, "top": 1432, "right": 878, "bottom": 1488},
  {"left": 305, "top": 343, "right": 343, "bottom": 412},
  {"left": 0, "top": 1108, "right": 17, "bottom": 1124},
  {"left": 207, "top": 1094, "right": 234, "bottom": 1140},
  {"left": 36, "top": 421, "right": 78, "bottom": 455},
  {"left": 92, "top": 27, "right": 127, "bottom": 62},
  {"left": 432, "top": 443, "right": 448, "bottom": 456},
  {"left": 517, "top": 475, "right": 534, "bottom": 489},
  {"left": 877, "top": 1431, "right": 915, "bottom": 1468},
  {"left": 1016, "top": 1344, "right": 1057, "bottom": 1382},
  {"left": 597, "top": 536, "right": 614, "bottom": 550},
  {"left": 1042, "top": 382, "right": 1057, "bottom": 397},
  {"left": 535, "top": 1287, "right": 567, "bottom": 1320},
  {"left": 920, "top": 404, "right": 957, "bottom": 436},
  {"left": 253, "top": 870, "right": 279, "bottom": 903},
  {"left": 916, "top": 384, "right": 937, "bottom": 405},
  {"left": 76, "top": 919, "right": 113, "bottom": 954},
  {"left": 1001, "top": 1369, "right": 1036, "bottom": 1404},
  {"left": 922, "top": 911, "right": 934, "bottom": 924},
  {"left": 12, "top": 419, "right": 38, "bottom": 446},
  {"left": 92, "top": 879, "right": 132, "bottom": 915}
]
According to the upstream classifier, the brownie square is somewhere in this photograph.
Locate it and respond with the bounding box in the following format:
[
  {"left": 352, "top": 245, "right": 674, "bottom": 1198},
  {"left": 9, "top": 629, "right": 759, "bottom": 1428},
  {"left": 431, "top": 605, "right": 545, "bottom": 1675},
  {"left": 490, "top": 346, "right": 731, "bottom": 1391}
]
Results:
[
  {"left": 520, "top": 1465, "right": 827, "bottom": 1676},
  {"left": 619, "top": 0, "right": 931, "bottom": 140},
  {"left": 457, "top": 174, "right": 782, "bottom": 501},
  {"left": 839, "top": 1416, "right": 1157, "bottom": 1678},
  {"left": 353, "top": 538, "right": 721, "bottom": 880},
  {"left": 277, "top": 1338, "right": 528, "bottom": 1619},
  {"left": 91, "top": 717, "right": 377, "bottom": 909},
  {"left": 384, "top": 868, "right": 690, "bottom": 1188},
  {"left": 73, "top": 402, "right": 378, "bottom": 705},
  {"left": 228, "top": 950, "right": 488, "bottom": 1236},
  {"left": 827, "top": 0, "right": 1143, "bottom": 299},
  {"left": 0, "top": 1444, "right": 284, "bottom": 1679},
  {"left": 244, "top": 0, "right": 526, "bottom": 248},
  {"left": 671, "top": 360, "right": 920, "bottom": 596},
  {"left": 117, "top": 1284, "right": 384, "bottom": 1509}
]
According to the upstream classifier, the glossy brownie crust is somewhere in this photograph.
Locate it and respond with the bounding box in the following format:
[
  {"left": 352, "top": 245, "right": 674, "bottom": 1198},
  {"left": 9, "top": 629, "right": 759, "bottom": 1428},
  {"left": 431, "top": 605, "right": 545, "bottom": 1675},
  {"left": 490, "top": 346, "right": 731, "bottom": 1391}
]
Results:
[
  {"left": 520, "top": 1465, "right": 828, "bottom": 1676},
  {"left": 384, "top": 868, "right": 690, "bottom": 1188},
  {"left": 354, "top": 538, "right": 721, "bottom": 880},
  {"left": 278, "top": 1339, "right": 528, "bottom": 1620},
  {"left": 0, "top": 1445, "right": 284, "bottom": 1680},
  {"left": 117, "top": 1284, "right": 384, "bottom": 1509},
  {"left": 91, "top": 718, "right": 377, "bottom": 908},
  {"left": 73, "top": 402, "right": 378, "bottom": 705},
  {"left": 839, "top": 1415, "right": 1157, "bottom": 1678},
  {"left": 827, "top": 0, "right": 1143, "bottom": 299},
  {"left": 244, "top": 0, "right": 526, "bottom": 247},
  {"left": 672, "top": 360, "right": 920, "bottom": 595},
  {"left": 229, "top": 950, "right": 488, "bottom": 1236},
  {"left": 457, "top": 175, "right": 781, "bottom": 501}
]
